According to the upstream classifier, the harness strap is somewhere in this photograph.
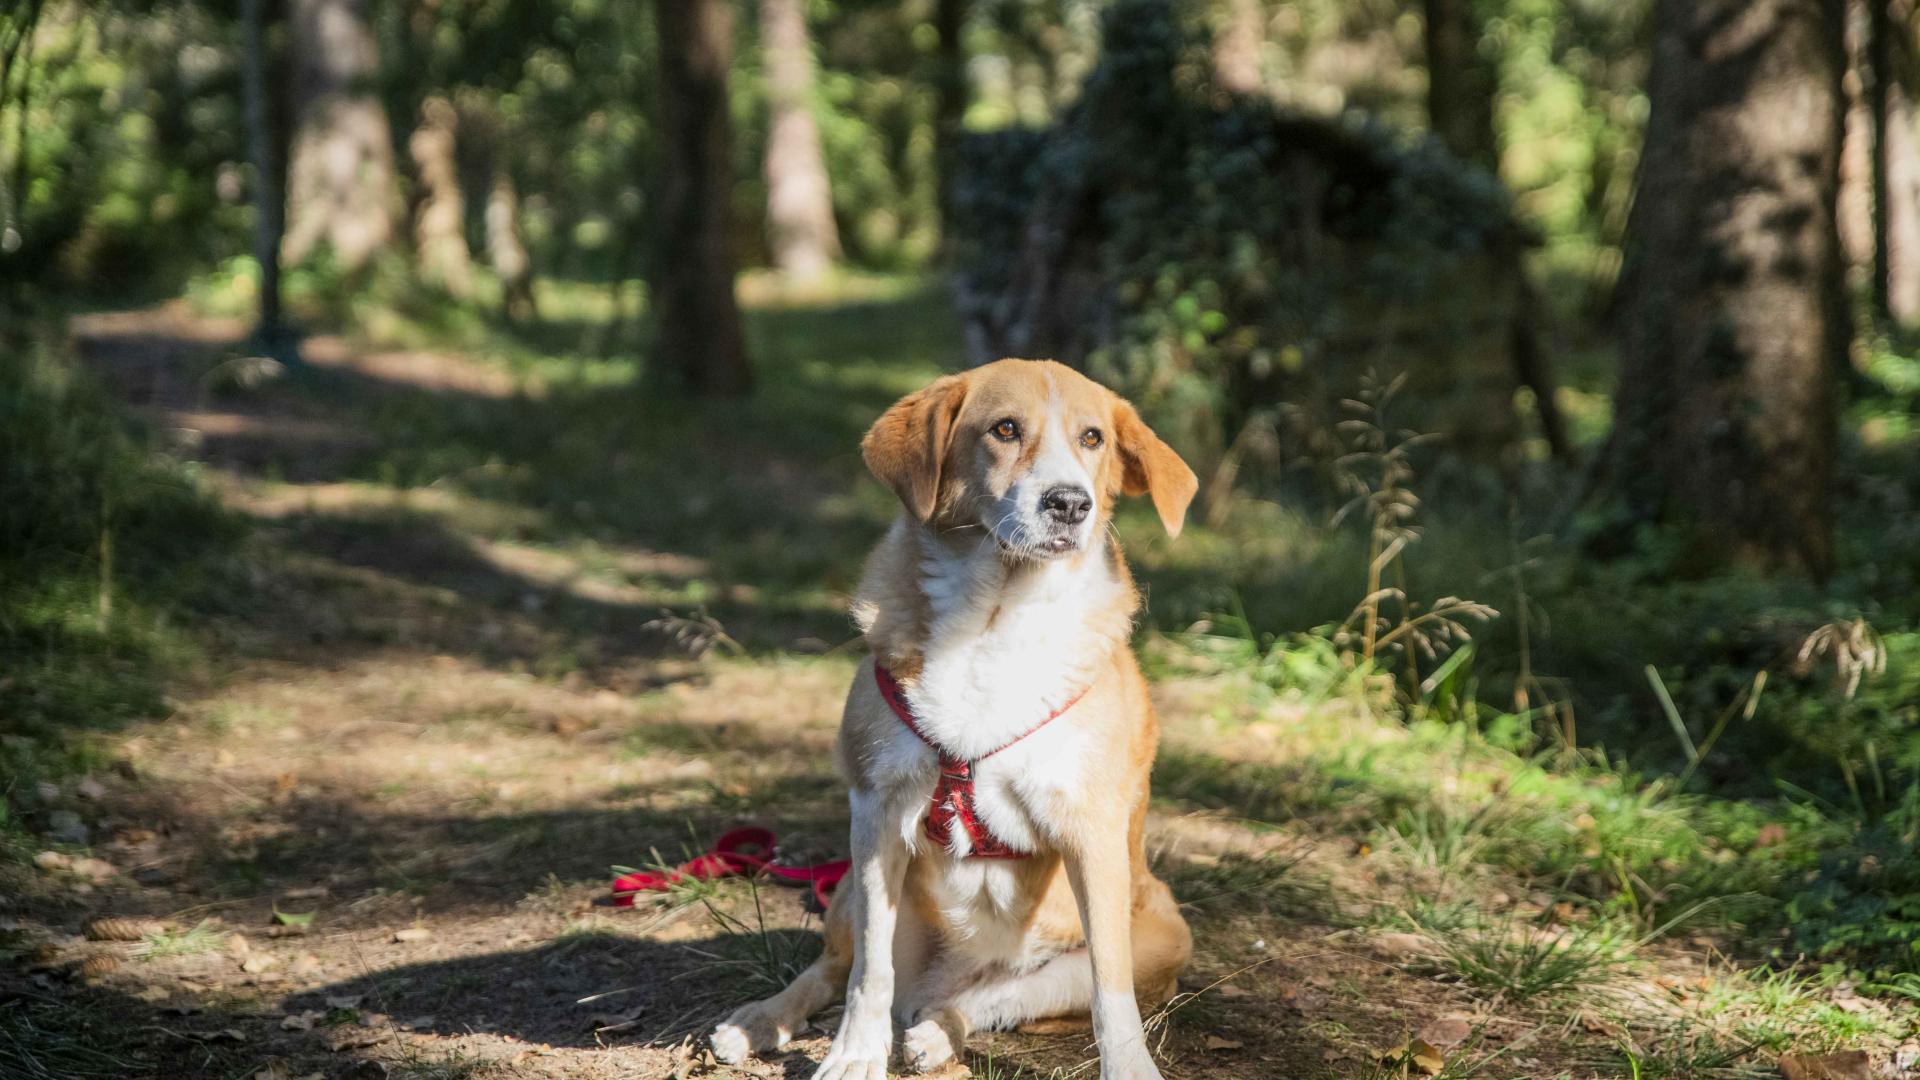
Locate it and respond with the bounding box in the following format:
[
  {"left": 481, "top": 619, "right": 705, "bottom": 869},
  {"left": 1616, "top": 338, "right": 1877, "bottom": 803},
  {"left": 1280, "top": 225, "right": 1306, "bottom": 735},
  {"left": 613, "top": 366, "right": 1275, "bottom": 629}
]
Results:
[{"left": 874, "top": 662, "right": 1086, "bottom": 859}]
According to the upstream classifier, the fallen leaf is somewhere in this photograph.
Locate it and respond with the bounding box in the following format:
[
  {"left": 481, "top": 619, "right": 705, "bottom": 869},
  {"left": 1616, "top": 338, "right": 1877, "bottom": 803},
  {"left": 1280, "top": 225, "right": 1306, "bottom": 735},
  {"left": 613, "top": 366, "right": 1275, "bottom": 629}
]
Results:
[
  {"left": 1779, "top": 1051, "right": 1872, "bottom": 1080},
  {"left": 254, "top": 1059, "right": 292, "bottom": 1080},
  {"left": 281, "top": 1011, "right": 321, "bottom": 1032},
  {"left": 271, "top": 906, "right": 315, "bottom": 929},
  {"left": 1205, "top": 1036, "right": 1244, "bottom": 1051},
  {"left": 1417, "top": 1017, "right": 1473, "bottom": 1050},
  {"left": 1410, "top": 1039, "right": 1447, "bottom": 1076}
]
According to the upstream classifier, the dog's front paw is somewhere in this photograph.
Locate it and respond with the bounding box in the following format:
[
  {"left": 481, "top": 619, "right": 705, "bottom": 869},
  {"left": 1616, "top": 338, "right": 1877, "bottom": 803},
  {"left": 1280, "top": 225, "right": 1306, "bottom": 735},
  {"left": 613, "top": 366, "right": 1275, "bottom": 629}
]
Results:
[
  {"left": 1098, "top": 1047, "right": 1168, "bottom": 1080},
  {"left": 711, "top": 999, "right": 796, "bottom": 1064},
  {"left": 811, "top": 1044, "right": 891, "bottom": 1080}
]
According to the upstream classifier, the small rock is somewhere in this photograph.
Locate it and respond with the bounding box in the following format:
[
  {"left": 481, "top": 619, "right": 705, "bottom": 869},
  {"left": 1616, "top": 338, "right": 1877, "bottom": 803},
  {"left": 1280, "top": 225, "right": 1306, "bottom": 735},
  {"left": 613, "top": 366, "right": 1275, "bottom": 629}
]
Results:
[{"left": 46, "top": 811, "right": 90, "bottom": 845}]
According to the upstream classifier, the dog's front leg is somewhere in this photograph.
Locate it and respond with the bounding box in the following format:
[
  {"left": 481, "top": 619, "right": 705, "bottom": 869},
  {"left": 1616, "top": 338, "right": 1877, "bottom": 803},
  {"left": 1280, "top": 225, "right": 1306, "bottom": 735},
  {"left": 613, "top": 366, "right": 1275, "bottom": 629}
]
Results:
[
  {"left": 1064, "top": 831, "right": 1164, "bottom": 1080},
  {"left": 813, "top": 786, "right": 911, "bottom": 1080}
]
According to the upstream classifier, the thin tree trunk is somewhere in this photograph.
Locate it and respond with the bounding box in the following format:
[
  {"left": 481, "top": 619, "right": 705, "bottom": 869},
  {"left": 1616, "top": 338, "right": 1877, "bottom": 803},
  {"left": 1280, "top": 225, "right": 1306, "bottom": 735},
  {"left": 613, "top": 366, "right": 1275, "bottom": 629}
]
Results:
[
  {"left": 653, "top": 0, "right": 751, "bottom": 396},
  {"left": 934, "top": 0, "right": 969, "bottom": 230},
  {"left": 1422, "top": 0, "right": 1570, "bottom": 458},
  {"left": 1211, "top": 0, "right": 1265, "bottom": 96},
  {"left": 1840, "top": 0, "right": 1876, "bottom": 279},
  {"left": 240, "top": 0, "right": 285, "bottom": 353},
  {"left": 1604, "top": 0, "right": 1845, "bottom": 577},
  {"left": 283, "top": 0, "right": 395, "bottom": 273},
  {"left": 1424, "top": 0, "right": 1499, "bottom": 172},
  {"left": 760, "top": 0, "right": 840, "bottom": 281},
  {"left": 409, "top": 95, "right": 471, "bottom": 297},
  {"left": 1870, "top": 0, "right": 1920, "bottom": 325},
  {"left": 485, "top": 172, "right": 536, "bottom": 324}
]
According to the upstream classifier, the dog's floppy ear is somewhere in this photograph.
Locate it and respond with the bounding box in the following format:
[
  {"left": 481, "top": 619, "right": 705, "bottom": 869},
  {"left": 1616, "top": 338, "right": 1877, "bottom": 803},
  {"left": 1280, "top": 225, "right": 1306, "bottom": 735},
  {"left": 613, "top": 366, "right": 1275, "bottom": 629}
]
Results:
[
  {"left": 862, "top": 375, "right": 968, "bottom": 522},
  {"left": 1113, "top": 400, "right": 1197, "bottom": 537}
]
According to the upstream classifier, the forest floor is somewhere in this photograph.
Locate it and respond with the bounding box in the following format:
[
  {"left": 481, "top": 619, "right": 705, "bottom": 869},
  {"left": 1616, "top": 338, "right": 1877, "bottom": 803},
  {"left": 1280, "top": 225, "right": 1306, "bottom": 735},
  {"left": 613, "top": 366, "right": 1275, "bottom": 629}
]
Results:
[{"left": 5, "top": 283, "right": 1916, "bottom": 1080}]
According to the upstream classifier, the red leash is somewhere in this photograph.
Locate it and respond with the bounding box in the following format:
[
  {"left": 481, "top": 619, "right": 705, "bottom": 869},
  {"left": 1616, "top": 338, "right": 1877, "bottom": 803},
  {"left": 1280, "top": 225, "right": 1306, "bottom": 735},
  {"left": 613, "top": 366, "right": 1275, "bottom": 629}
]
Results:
[{"left": 610, "top": 826, "right": 849, "bottom": 912}]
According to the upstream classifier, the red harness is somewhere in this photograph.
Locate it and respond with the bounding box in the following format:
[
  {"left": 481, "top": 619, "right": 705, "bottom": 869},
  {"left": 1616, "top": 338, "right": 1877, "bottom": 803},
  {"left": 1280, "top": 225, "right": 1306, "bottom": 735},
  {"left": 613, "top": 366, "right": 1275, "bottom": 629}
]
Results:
[{"left": 874, "top": 663, "right": 1085, "bottom": 859}]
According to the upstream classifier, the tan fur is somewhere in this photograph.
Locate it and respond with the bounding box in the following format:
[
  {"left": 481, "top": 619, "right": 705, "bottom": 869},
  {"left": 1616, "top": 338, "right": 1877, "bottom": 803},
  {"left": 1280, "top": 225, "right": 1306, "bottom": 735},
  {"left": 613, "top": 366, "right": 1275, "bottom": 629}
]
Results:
[{"left": 713, "top": 360, "right": 1196, "bottom": 1080}]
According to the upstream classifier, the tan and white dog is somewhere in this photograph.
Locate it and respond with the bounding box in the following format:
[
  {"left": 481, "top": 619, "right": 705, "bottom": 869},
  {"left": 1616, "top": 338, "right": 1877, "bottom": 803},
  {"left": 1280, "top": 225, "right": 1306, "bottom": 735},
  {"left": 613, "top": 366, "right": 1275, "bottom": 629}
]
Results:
[{"left": 711, "top": 359, "right": 1197, "bottom": 1080}]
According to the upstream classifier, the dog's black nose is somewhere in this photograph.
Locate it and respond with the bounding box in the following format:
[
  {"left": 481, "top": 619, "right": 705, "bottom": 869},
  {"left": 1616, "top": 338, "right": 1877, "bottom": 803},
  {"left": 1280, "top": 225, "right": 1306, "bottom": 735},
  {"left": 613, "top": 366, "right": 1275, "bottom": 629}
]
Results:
[{"left": 1041, "top": 485, "right": 1092, "bottom": 525}]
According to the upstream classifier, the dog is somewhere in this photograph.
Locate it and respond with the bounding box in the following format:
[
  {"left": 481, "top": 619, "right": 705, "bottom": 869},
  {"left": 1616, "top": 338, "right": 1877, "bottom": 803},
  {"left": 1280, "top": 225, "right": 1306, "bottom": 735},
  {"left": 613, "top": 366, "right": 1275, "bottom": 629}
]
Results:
[{"left": 711, "top": 359, "right": 1197, "bottom": 1080}]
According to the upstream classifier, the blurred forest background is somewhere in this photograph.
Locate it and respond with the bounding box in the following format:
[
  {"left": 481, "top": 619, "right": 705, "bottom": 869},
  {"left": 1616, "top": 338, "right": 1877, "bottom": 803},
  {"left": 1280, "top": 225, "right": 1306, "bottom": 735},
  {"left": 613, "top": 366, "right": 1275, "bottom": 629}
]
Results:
[{"left": 6, "top": 0, "right": 1920, "bottom": 1076}]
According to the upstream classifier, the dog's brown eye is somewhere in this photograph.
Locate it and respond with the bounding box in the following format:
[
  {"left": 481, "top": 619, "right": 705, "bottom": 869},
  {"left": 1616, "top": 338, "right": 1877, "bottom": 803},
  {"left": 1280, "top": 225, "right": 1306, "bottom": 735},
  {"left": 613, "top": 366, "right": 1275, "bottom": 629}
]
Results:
[
  {"left": 1080, "top": 428, "right": 1103, "bottom": 450},
  {"left": 991, "top": 419, "right": 1020, "bottom": 441}
]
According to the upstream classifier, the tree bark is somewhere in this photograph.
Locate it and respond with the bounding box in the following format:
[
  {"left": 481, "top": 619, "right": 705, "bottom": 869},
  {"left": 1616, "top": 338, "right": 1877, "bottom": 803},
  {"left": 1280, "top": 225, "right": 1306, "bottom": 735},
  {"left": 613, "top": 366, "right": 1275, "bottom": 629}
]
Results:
[
  {"left": 282, "top": 0, "right": 396, "bottom": 274},
  {"left": 760, "top": 0, "right": 840, "bottom": 281},
  {"left": 1840, "top": 0, "right": 1876, "bottom": 277},
  {"left": 1869, "top": 0, "right": 1920, "bottom": 325},
  {"left": 1211, "top": 0, "right": 1265, "bottom": 97},
  {"left": 653, "top": 0, "right": 752, "bottom": 396},
  {"left": 1604, "top": 0, "right": 1845, "bottom": 577},
  {"left": 239, "top": 0, "right": 286, "bottom": 353},
  {"left": 409, "top": 96, "right": 471, "bottom": 298}
]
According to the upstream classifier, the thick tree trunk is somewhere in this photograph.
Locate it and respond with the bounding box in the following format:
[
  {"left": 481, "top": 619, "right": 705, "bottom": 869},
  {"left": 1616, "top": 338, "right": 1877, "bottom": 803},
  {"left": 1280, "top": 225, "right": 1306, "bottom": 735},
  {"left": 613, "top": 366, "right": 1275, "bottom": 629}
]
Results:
[
  {"left": 760, "top": 0, "right": 840, "bottom": 281},
  {"left": 1211, "top": 0, "right": 1265, "bottom": 96},
  {"left": 240, "top": 0, "right": 285, "bottom": 353},
  {"left": 1870, "top": 0, "right": 1920, "bottom": 325},
  {"left": 653, "top": 0, "right": 751, "bottom": 396},
  {"left": 485, "top": 172, "right": 536, "bottom": 325},
  {"left": 409, "top": 96, "right": 471, "bottom": 297},
  {"left": 1604, "top": 0, "right": 1845, "bottom": 577},
  {"left": 1422, "top": 0, "right": 1570, "bottom": 458},
  {"left": 282, "top": 0, "right": 396, "bottom": 273}
]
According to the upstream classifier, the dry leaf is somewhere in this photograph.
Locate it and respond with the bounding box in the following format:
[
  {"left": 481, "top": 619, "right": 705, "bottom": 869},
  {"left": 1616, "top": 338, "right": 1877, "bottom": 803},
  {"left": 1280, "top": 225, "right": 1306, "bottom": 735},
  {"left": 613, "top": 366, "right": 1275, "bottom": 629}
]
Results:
[
  {"left": 281, "top": 1011, "right": 321, "bottom": 1032},
  {"left": 1410, "top": 1039, "right": 1447, "bottom": 1076},
  {"left": 1205, "top": 1036, "right": 1244, "bottom": 1051},
  {"left": 1779, "top": 1051, "right": 1872, "bottom": 1080}
]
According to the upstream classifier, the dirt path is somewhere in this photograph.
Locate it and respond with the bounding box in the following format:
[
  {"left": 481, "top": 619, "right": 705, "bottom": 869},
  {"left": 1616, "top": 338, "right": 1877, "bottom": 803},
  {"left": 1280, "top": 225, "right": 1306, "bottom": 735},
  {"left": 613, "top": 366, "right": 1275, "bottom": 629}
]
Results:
[{"left": 7, "top": 304, "right": 1911, "bottom": 1080}]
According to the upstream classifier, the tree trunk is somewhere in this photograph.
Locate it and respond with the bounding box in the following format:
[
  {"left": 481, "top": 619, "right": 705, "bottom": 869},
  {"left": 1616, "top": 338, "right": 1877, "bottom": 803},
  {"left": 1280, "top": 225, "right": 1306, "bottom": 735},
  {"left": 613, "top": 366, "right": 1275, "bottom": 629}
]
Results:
[
  {"left": 239, "top": 0, "right": 286, "bottom": 354},
  {"left": 1870, "top": 0, "right": 1920, "bottom": 325},
  {"left": 1421, "top": 0, "right": 1570, "bottom": 459},
  {"left": 653, "top": 0, "right": 751, "bottom": 396},
  {"left": 1603, "top": 0, "right": 1845, "bottom": 577},
  {"left": 1840, "top": 0, "right": 1876, "bottom": 278},
  {"left": 1424, "top": 0, "right": 1500, "bottom": 172},
  {"left": 760, "top": 0, "right": 840, "bottom": 281},
  {"left": 409, "top": 96, "right": 471, "bottom": 297},
  {"left": 1211, "top": 0, "right": 1265, "bottom": 96},
  {"left": 282, "top": 0, "right": 396, "bottom": 274},
  {"left": 934, "top": 0, "right": 969, "bottom": 229},
  {"left": 485, "top": 171, "right": 536, "bottom": 324}
]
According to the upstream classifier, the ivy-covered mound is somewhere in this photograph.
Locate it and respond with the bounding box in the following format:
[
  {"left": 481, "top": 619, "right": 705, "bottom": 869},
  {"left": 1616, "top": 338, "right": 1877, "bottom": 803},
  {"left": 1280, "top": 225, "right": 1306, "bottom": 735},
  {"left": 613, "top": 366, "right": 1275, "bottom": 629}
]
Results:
[{"left": 950, "top": 0, "right": 1538, "bottom": 471}]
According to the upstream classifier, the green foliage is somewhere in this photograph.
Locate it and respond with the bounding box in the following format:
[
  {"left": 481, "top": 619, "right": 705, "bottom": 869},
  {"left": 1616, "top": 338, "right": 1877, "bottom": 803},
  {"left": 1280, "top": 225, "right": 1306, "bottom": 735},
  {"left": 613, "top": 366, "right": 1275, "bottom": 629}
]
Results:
[
  {"left": 953, "top": 0, "right": 1529, "bottom": 467},
  {"left": 0, "top": 313, "right": 241, "bottom": 846}
]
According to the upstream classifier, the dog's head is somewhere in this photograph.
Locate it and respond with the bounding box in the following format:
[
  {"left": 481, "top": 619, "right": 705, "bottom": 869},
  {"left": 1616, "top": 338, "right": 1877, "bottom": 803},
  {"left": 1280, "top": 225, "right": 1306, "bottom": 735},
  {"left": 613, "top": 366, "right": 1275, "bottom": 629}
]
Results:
[{"left": 862, "top": 359, "right": 1197, "bottom": 561}]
